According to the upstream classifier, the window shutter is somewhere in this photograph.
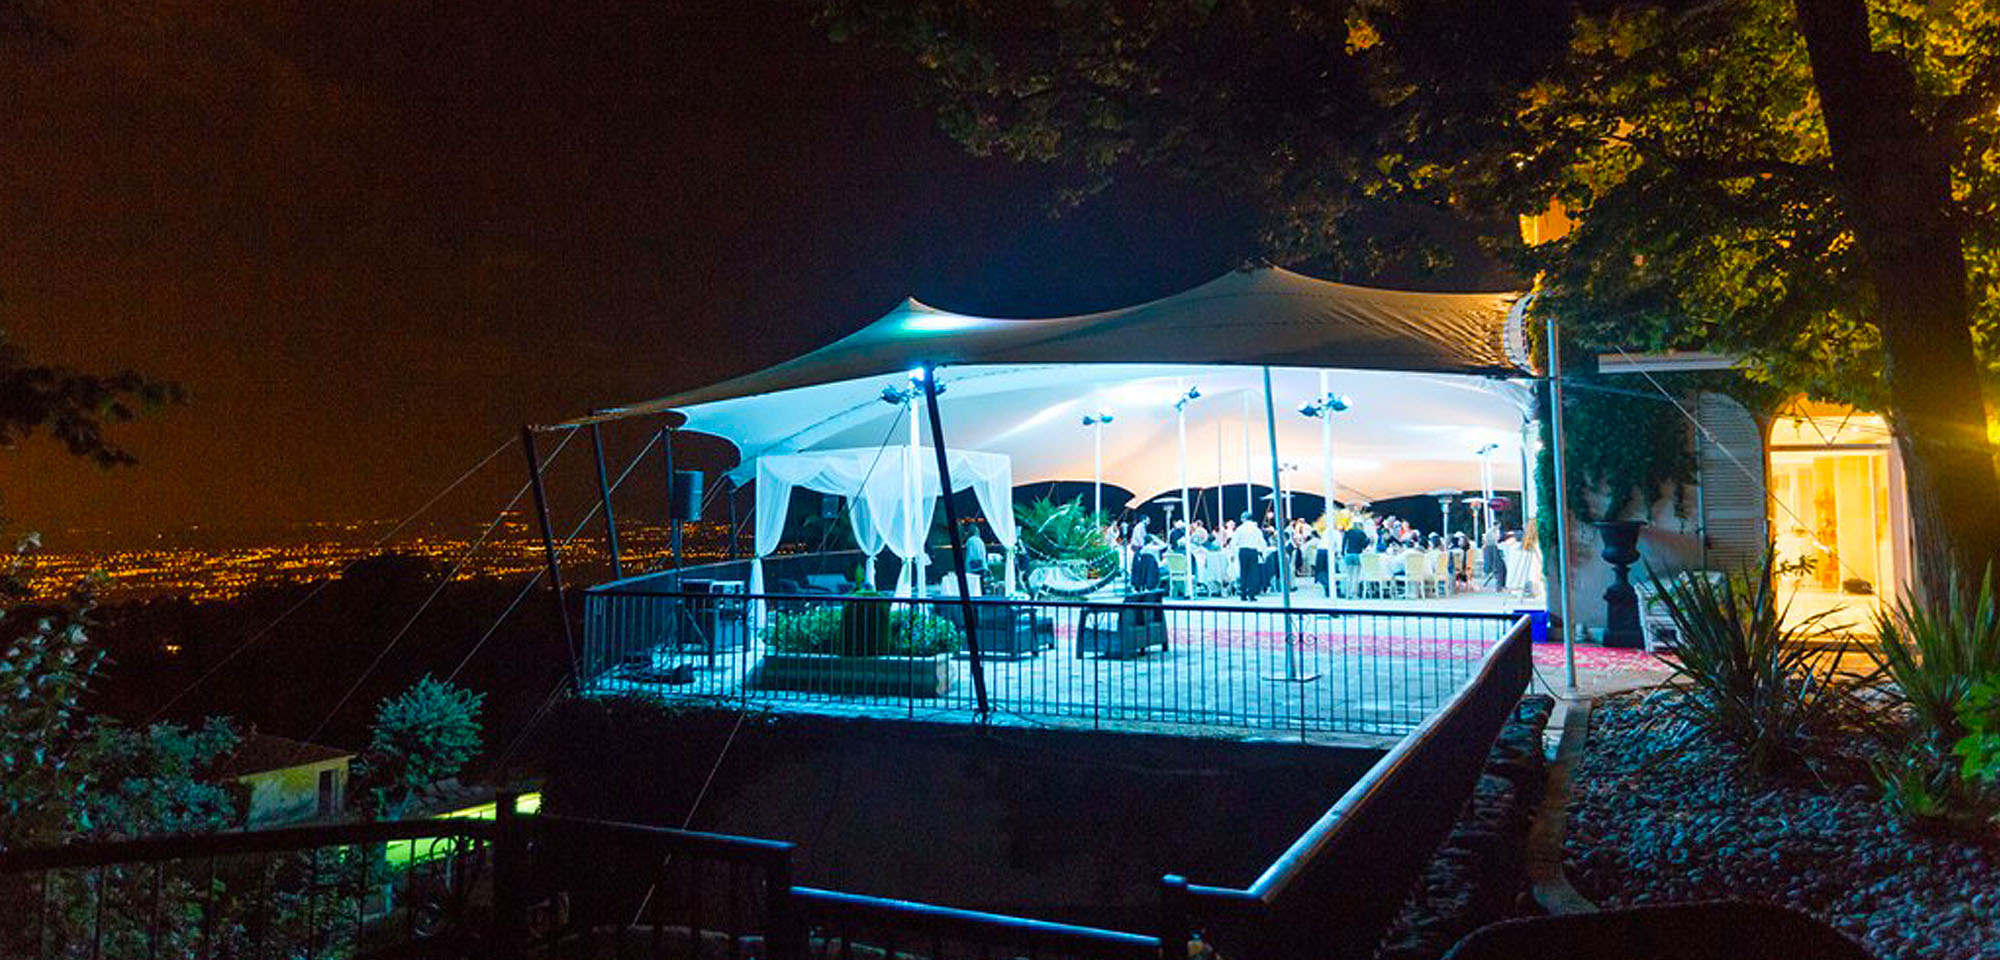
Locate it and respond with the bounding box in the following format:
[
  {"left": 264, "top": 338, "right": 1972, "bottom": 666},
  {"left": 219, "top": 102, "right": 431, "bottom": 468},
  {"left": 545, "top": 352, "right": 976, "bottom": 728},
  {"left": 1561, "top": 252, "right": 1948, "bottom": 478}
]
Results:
[{"left": 1696, "top": 393, "right": 1767, "bottom": 570}]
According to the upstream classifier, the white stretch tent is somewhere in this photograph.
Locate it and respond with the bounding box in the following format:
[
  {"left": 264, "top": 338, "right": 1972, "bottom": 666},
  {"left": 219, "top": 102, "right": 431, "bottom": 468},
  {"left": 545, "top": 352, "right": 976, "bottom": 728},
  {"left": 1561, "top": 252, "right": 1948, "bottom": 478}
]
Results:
[
  {"left": 546, "top": 262, "right": 1589, "bottom": 694},
  {"left": 752, "top": 446, "right": 1018, "bottom": 597},
  {"left": 582, "top": 264, "right": 1526, "bottom": 422},
  {"left": 567, "top": 264, "right": 1534, "bottom": 507}
]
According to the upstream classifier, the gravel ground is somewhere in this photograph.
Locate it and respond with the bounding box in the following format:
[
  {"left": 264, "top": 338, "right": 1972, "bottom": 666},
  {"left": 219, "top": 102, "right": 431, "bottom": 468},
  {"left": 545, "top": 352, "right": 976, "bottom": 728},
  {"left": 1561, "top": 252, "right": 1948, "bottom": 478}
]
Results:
[{"left": 1565, "top": 693, "right": 2000, "bottom": 960}]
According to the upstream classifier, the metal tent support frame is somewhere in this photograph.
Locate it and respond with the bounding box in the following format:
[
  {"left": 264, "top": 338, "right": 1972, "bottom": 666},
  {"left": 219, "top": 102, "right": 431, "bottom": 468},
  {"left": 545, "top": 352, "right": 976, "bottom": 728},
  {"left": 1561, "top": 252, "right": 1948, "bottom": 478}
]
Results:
[
  {"left": 590, "top": 423, "right": 623, "bottom": 579},
  {"left": 919, "top": 368, "right": 991, "bottom": 718},
  {"left": 1260, "top": 367, "right": 1315, "bottom": 684},
  {"left": 520, "top": 425, "right": 580, "bottom": 685},
  {"left": 1546, "top": 314, "right": 1579, "bottom": 690}
]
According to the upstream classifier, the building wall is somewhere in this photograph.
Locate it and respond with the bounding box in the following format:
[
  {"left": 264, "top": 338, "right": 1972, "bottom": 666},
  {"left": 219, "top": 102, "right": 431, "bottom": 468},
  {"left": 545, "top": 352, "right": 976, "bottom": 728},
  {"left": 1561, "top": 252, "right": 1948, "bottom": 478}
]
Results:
[
  {"left": 1557, "top": 482, "right": 1705, "bottom": 639},
  {"left": 239, "top": 759, "right": 349, "bottom": 827},
  {"left": 1553, "top": 391, "right": 1913, "bottom": 639}
]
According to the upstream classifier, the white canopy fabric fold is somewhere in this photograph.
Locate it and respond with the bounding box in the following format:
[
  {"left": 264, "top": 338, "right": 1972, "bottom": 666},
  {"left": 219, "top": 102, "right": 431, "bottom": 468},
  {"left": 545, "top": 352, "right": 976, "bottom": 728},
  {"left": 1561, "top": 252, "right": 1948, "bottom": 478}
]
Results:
[
  {"left": 696, "top": 364, "right": 1530, "bottom": 506},
  {"left": 749, "top": 446, "right": 1017, "bottom": 596}
]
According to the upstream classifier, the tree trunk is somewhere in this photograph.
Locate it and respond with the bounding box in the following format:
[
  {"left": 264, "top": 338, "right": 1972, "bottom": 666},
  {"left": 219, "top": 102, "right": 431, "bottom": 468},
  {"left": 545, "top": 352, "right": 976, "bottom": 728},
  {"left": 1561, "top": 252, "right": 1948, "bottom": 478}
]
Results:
[{"left": 1793, "top": 0, "right": 2000, "bottom": 599}]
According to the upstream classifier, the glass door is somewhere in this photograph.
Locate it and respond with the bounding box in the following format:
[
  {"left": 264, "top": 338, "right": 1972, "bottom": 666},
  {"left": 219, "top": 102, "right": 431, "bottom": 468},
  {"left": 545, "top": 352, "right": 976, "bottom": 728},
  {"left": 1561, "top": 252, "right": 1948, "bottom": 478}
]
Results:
[{"left": 1768, "top": 400, "right": 1898, "bottom": 631}]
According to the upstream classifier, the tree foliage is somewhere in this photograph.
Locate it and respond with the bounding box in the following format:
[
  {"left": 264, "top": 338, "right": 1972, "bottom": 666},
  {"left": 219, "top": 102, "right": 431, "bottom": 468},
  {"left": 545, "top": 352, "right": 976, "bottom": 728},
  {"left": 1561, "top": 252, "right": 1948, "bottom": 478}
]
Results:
[
  {"left": 0, "top": 326, "right": 183, "bottom": 470},
  {"left": 0, "top": 535, "right": 241, "bottom": 848},
  {"left": 357, "top": 676, "right": 485, "bottom": 819},
  {"left": 825, "top": 0, "right": 2000, "bottom": 407},
  {"left": 828, "top": 0, "right": 2000, "bottom": 584}
]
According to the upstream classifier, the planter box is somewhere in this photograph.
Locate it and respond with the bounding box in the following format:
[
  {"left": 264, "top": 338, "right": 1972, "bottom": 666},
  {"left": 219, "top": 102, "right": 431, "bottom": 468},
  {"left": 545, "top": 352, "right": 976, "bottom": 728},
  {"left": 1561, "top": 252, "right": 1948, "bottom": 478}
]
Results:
[{"left": 748, "top": 652, "right": 952, "bottom": 698}]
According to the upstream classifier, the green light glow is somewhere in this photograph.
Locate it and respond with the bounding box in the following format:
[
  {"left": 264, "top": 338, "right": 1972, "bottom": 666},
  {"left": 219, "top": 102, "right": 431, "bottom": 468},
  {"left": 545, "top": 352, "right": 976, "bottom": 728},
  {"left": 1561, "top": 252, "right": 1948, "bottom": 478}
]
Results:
[{"left": 383, "top": 792, "right": 541, "bottom": 866}]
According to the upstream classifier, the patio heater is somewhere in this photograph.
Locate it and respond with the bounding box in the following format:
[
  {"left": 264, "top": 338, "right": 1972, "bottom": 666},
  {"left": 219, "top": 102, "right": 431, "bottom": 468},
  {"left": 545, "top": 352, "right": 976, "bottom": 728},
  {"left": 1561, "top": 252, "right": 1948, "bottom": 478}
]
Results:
[
  {"left": 1082, "top": 411, "right": 1115, "bottom": 521},
  {"left": 1431, "top": 489, "right": 1458, "bottom": 543},
  {"left": 1174, "top": 382, "right": 1201, "bottom": 598}
]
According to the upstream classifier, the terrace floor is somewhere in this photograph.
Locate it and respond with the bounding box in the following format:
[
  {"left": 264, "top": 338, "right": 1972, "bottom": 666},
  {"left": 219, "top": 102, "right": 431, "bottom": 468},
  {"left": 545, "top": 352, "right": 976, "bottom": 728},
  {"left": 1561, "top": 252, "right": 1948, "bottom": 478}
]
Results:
[{"left": 587, "top": 586, "right": 1666, "bottom": 746}]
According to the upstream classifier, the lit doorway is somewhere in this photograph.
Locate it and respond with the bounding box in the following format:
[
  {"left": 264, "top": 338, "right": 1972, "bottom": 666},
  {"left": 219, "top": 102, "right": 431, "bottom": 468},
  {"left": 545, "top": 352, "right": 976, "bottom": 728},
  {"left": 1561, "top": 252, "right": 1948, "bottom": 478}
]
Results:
[{"left": 1768, "top": 399, "right": 1905, "bottom": 632}]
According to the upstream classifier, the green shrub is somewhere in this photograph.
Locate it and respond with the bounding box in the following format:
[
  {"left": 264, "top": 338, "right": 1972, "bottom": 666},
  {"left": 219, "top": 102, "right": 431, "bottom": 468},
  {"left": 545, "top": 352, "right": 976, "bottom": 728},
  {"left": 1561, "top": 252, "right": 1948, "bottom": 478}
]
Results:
[
  {"left": 1954, "top": 675, "right": 2000, "bottom": 787},
  {"left": 762, "top": 600, "right": 962, "bottom": 657},
  {"left": 1871, "top": 747, "right": 1960, "bottom": 828},
  {"left": 896, "top": 609, "right": 964, "bottom": 657},
  {"left": 1645, "top": 555, "right": 1852, "bottom": 777},
  {"left": 356, "top": 676, "right": 485, "bottom": 819},
  {"left": 764, "top": 606, "right": 843, "bottom": 654}
]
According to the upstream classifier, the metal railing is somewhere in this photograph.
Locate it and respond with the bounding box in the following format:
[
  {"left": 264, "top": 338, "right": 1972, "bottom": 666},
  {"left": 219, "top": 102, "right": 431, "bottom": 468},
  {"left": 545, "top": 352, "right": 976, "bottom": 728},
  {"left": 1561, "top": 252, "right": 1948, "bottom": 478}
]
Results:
[
  {"left": 794, "top": 886, "right": 1158, "bottom": 960},
  {"left": 582, "top": 587, "right": 1518, "bottom": 736},
  {"left": 1162, "top": 614, "right": 1535, "bottom": 960},
  {"left": 0, "top": 818, "right": 497, "bottom": 960},
  {"left": 1, "top": 803, "right": 1155, "bottom": 960},
  {"left": 2, "top": 617, "right": 1532, "bottom": 960}
]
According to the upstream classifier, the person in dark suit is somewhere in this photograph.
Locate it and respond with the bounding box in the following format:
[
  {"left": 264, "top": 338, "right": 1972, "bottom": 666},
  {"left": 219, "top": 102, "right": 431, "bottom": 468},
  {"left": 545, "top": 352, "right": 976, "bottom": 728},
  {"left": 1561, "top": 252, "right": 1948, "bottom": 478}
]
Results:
[{"left": 1340, "top": 521, "right": 1371, "bottom": 597}]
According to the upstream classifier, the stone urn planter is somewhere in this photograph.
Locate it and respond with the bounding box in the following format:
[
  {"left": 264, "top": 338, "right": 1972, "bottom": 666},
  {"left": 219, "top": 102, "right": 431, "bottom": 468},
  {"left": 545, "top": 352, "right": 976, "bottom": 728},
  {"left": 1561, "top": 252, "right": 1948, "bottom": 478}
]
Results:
[
  {"left": 1594, "top": 520, "right": 1648, "bottom": 649},
  {"left": 749, "top": 652, "right": 952, "bottom": 698}
]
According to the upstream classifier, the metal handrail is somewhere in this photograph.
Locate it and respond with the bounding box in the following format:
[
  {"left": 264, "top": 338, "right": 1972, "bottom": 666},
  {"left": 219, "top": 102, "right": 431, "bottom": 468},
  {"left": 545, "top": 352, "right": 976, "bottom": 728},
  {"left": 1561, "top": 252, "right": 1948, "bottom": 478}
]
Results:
[
  {"left": 1158, "top": 614, "right": 1537, "bottom": 959},
  {"left": 0, "top": 817, "right": 496, "bottom": 872},
  {"left": 1245, "top": 614, "right": 1533, "bottom": 902},
  {"left": 794, "top": 885, "right": 1160, "bottom": 960},
  {"left": 524, "top": 813, "right": 793, "bottom": 866}
]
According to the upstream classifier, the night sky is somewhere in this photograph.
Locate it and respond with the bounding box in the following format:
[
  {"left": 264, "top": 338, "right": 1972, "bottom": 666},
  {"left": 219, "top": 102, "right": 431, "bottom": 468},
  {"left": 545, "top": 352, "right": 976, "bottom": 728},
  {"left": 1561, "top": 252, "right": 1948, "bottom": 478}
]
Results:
[{"left": 2, "top": 0, "right": 1436, "bottom": 544}]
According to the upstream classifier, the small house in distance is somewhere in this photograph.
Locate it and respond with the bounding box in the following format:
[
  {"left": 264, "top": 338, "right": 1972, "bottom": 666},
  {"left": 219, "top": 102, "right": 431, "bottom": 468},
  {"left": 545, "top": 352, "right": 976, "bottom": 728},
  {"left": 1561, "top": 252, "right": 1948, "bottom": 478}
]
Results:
[{"left": 216, "top": 733, "right": 353, "bottom": 827}]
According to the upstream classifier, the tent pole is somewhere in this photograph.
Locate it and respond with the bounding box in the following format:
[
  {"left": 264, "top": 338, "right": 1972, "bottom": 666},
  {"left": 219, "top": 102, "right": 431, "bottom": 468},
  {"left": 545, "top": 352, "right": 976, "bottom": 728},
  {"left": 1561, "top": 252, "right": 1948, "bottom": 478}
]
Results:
[
  {"left": 1319, "top": 371, "right": 1335, "bottom": 524},
  {"left": 908, "top": 394, "right": 923, "bottom": 597},
  {"left": 1547, "top": 313, "right": 1579, "bottom": 690},
  {"left": 591, "top": 423, "right": 623, "bottom": 580},
  {"left": 662, "top": 426, "right": 683, "bottom": 586},
  {"left": 726, "top": 478, "right": 739, "bottom": 562},
  {"left": 919, "top": 368, "right": 990, "bottom": 718},
  {"left": 1261, "top": 368, "right": 1310, "bottom": 683},
  {"left": 1177, "top": 378, "right": 1195, "bottom": 599},
  {"left": 1241, "top": 389, "right": 1253, "bottom": 538},
  {"left": 1318, "top": 370, "right": 1336, "bottom": 600},
  {"left": 521, "top": 425, "right": 580, "bottom": 687},
  {"left": 1092, "top": 420, "right": 1103, "bottom": 520}
]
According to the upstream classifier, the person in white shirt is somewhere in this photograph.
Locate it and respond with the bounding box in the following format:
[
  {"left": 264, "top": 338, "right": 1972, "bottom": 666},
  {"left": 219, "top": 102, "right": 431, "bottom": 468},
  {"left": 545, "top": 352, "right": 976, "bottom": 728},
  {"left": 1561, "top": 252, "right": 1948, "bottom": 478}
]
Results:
[{"left": 1233, "top": 512, "right": 1269, "bottom": 600}]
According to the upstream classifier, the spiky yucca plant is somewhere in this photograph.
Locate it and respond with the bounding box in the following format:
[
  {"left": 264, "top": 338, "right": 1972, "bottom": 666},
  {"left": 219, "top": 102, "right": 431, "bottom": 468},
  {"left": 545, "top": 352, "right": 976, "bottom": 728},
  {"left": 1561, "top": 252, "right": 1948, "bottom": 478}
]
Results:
[
  {"left": 1647, "top": 557, "right": 1851, "bottom": 777},
  {"left": 1869, "top": 566, "right": 2000, "bottom": 751}
]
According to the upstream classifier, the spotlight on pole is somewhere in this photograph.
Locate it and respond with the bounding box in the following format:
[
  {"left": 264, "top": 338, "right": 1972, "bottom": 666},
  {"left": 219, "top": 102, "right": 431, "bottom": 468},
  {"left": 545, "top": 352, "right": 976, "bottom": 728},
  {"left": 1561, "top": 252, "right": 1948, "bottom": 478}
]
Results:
[
  {"left": 1174, "top": 385, "right": 1202, "bottom": 411},
  {"left": 1081, "top": 411, "right": 1115, "bottom": 427}
]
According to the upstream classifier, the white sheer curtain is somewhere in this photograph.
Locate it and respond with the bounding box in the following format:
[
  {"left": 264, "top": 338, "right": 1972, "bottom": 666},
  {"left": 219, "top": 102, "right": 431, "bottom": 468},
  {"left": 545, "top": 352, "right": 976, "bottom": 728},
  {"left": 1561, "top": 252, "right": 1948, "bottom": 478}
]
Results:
[{"left": 751, "top": 447, "right": 1016, "bottom": 598}]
